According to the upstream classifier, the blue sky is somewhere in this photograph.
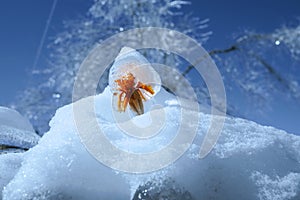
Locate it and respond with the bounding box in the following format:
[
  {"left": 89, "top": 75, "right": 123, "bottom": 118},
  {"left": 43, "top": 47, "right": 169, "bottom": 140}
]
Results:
[
  {"left": 185, "top": 0, "right": 300, "bottom": 48},
  {"left": 0, "top": 0, "right": 88, "bottom": 104},
  {"left": 0, "top": 0, "right": 299, "bottom": 133}
]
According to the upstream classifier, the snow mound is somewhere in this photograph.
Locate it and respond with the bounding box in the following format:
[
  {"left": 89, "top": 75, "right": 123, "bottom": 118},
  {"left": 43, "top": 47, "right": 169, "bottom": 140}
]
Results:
[
  {"left": 0, "top": 107, "right": 34, "bottom": 133},
  {"left": 0, "top": 125, "right": 40, "bottom": 149},
  {"left": 0, "top": 107, "right": 40, "bottom": 151},
  {"left": 0, "top": 153, "right": 23, "bottom": 198},
  {"left": 0, "top": 107, "right": 39, "bottom": 199},
  {"left": 2, "top": 87, "right": 300, "bottom": 200}
]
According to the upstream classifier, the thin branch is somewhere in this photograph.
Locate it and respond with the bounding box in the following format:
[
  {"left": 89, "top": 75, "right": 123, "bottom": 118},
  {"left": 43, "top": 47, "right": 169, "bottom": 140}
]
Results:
[
  {"left": 182, "top": 45, "right": 238, "bottom": 76},
  {"left": 181, "top": 36, "right": 300, "bottom": 101},
  {"left": 209, "top": 45, "right": 239, "bottom": 56},
  {"left": 249, "top": 52, "right": 289, "bottom": 89}
]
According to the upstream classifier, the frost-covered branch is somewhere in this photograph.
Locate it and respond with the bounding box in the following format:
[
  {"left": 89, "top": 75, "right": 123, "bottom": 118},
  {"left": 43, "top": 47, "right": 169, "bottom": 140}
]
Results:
[{"left": 183, "top": 24, "right": 300, "bottom": 110}]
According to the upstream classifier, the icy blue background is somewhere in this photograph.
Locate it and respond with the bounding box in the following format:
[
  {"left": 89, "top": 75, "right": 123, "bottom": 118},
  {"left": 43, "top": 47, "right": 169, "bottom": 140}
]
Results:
[{"left": 0, "top": 0, "right": 299, "bottom": 133}]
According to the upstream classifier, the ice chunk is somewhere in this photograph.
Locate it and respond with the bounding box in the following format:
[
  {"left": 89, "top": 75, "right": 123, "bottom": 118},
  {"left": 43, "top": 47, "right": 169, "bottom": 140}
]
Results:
[{"left": 109, "top": 47, "right": 161, "bottom": 99}]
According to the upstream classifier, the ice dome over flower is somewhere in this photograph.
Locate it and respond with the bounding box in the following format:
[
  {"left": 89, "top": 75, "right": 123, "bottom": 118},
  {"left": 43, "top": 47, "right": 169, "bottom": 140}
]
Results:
[{"left": 109, "top": 47, "right": 161, "bottom": 115}]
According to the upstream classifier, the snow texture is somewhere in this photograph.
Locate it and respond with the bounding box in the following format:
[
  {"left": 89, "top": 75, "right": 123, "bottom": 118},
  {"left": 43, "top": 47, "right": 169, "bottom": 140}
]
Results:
[
  {"left": 1, "top": 87, "right": 300, "bottom": 200},
  {"left": 0, "top": 107, "right": 39, "bottom": 150},
  {"left": 0, "top": 125, "right": 40, "bottom": 149},
  {"left": 0, "top": 153, "right": 23, "bottom": 199}
]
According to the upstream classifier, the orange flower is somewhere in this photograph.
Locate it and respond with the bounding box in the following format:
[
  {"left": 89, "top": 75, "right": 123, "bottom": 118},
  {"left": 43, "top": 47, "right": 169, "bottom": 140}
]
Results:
[{"left": 114, "top": 72, "right": 154, "bottom": 115}]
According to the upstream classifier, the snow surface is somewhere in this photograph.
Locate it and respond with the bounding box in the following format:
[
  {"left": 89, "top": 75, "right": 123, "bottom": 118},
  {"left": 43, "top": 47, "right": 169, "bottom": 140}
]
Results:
[
  {"left": 1, "top": 87, "right": 300, "bottom": 200},
  {"left": 0, "top": 153, "right": 23, "bottom": 198},
  {"left": 0, "top": 107, "right": 35, "bottom": 133},
  {"left": 0, "top": 107, "right": 40, "bottom": 150},
  {"left": 0, "top": 125, "right": 40, "bottom": 149}
]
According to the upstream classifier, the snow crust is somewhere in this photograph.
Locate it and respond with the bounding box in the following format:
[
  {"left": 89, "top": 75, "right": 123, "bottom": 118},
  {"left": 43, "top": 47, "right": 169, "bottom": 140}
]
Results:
[
  {"left": 1, "top": 87, "right": 300, "bottom": 200},
  {"left": 0, "top": 107, "right": 40, "bottom": 150},
  {"left": 0, "top": 125, "right": 40, "bottom": 149}
]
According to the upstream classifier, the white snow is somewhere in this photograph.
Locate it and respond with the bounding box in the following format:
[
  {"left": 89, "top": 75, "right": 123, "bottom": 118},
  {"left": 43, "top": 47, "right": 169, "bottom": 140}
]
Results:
[
  {"left": 0, "top": 107, "right": 35, "bottom": 133},
  {"left": 251, "top": 171, "right": 300, "bottom": 200},
  {"left": 0, "top": 125, "right": 40, "bottom": 149},
  {"left": 1, "top": 87, "right": 300, "bottom": 199},
  {"left": 0, "top": 107, "right": 40, "bottom": 150},
  {"left": 0, "top": 153, "right": 23, "bottom": 197}
]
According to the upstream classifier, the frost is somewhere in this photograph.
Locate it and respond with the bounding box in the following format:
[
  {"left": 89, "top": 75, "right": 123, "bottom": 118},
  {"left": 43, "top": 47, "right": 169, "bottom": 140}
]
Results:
[
  {"left": 0, "top": 107, "right": 40, "bottom": 151},
  {"left": 0, "top": 125, "right": 40, "bottom": 150},
  {"left": 273, "top": 25, "right": 300, "bottom": 60},
  {"left": 251, "top": 171, "right": 300, "bottom": 200},
  {"left": 205, "top": 23, "right": 300, "bottom": 124},
  {"left": 213, "top": 118, "right": 277, "bottom": 158}
]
